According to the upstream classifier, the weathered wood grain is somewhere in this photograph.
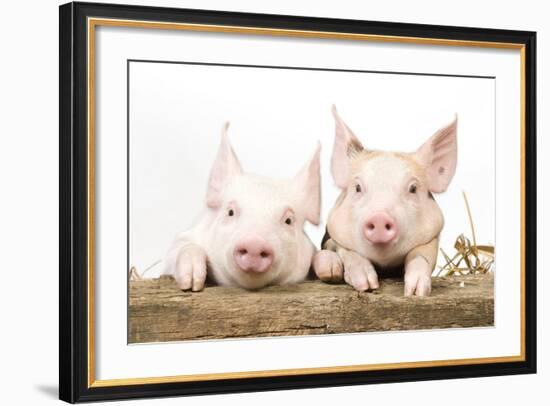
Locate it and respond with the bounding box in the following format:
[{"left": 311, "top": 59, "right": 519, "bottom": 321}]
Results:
[{"left": 129, "top": 274, "right": 493, "bottom": 343}]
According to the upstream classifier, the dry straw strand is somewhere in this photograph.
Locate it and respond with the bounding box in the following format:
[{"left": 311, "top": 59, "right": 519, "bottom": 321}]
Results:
[
  {"left": 436, "top": 191, "right": 494, "bottom": 277},
  {"left": 129, "top": 259, "right": 162, "bottom": 281}
]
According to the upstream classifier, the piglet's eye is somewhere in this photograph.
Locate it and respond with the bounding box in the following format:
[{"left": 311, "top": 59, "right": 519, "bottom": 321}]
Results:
[
  {"left": 228, "top": 209, "right": 235, "bottom": 216},
  {"left": 285, "top": 218, "right": 293, "bottom": 225},
  {"left": 355, "top": 184, "right": 362, "bottom": 193},
  {"left": 409, "top": 184, "right": 417, "bottom": 194}
]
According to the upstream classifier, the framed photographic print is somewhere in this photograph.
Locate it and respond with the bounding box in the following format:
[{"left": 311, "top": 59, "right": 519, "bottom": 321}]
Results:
[{"left": 59, "top": 1, "right": 537, "bottom": 403}]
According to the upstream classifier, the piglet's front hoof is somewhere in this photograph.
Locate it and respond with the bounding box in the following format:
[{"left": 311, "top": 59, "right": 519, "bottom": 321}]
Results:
[
  {"left": 175, "top": 246, "right": 207, "bottom": 292},
  {"left": 341, "top": 251, "right": 379, "bottom": 292},
  {"left": 404, "top": 257, "right": 432, "bottom": 297},
  {"left": 313, "top": 250, "right": 344, "bottom": 283}
]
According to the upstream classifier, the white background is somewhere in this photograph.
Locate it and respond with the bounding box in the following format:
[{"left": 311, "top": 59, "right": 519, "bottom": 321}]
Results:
[
  {"left": 0, "top": 0, "right": 546, "bottom": 405},
  {"left": 129, "top": 61, "right": 495, "bottom": 278}
]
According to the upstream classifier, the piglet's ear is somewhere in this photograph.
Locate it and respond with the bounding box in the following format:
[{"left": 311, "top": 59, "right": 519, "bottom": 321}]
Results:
[
  {"left": 415, "top": 115, "right": 458, "bottom": 193},
  {"left": 206, "top": 122, "right": 243, "bottom": 208},
  {"left": 293, "top": 142, "right": 321, "bottom": 225},
  {"left": 331, "top": 105, "right": 364, "bottom": 189}
]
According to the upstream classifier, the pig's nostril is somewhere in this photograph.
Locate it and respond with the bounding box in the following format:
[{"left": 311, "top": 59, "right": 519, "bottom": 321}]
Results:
[
  {"left": 367, "top": 223, "right": 375, "bottom": 231},
  {"left": 238, "top": 249, "right": 248, "bottom": 256},
  {"left": 260, "top": 251, "right": 269, "bottom": 258},
  {"left": 385, "top": 223, "right": 392, "bottom": 231}
]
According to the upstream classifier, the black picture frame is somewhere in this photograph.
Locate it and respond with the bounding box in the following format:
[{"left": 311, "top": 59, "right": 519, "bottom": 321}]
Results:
[{"left": 59, "top": 1, "right": 537, "bottom": 403}]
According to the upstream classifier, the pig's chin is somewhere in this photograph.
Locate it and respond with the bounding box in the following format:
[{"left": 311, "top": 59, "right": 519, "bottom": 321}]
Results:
[
  {"left": 234, "top": 267, "right": 278, "bottom": 290},
  {"left": 221, "top": 259, "right": 280, "bottom": 290},
  {"left": 358, "top": 236, "right": 408, "bottom": 268}
]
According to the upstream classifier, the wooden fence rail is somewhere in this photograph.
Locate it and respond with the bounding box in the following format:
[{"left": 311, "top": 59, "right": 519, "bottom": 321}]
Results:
[{"left": 129, "top": 274, "right": 493, "bottom": 343}]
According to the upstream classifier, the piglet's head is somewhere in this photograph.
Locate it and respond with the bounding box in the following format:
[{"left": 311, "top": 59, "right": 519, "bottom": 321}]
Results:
[
  {"left": 327, "top": 106, "right": 457, "bottom": 267},
  {"left": 205, "top": 123, "right": 320, "bottom": 289}
]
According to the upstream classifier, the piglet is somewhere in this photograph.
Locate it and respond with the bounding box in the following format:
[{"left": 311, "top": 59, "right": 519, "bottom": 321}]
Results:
[
  {"left": 164, "top": 123, "right": 321, "bottom": 291},
  {"left": 314, "top": 106, "right": 457, "bottom": 296}
]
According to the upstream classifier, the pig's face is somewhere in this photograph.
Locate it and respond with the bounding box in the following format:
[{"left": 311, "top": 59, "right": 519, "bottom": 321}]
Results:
[
  {"left": 327, "top": 106, "right": 457, "bottom": 267},
  {"left": 207, "top": 175, "right": 317, "bottom": 289},
  {"left": 203, "top": 124, "right": 320, "bottom": 289}
]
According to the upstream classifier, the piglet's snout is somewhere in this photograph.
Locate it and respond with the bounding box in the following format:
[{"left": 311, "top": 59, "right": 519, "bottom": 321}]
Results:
[
  {"left": 233, "top": 237, "right": 274, "bottom": 273},
  {"left": 364, "top": 211, "right": 398, "bottom": 244}
]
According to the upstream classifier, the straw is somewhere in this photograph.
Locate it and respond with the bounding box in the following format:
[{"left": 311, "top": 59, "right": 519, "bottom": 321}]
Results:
[{"left": 435, "top": 191, "right": 494, "bottom": 277}]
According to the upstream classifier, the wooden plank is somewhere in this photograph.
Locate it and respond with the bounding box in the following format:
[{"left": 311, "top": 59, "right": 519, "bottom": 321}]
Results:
[{"left": 129, "top": 274, "right": 493, "bottom": 343}]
